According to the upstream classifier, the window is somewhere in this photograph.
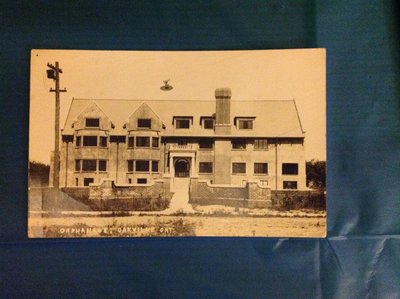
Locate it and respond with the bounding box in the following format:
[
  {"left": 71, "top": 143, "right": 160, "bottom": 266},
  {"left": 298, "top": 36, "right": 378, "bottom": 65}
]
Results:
[
  {"left": 84, "top": 178, "right": 94, "bottom": 186},
  {"left": 199, "top": 162, "right": 213, "bottom": 174},
  {"left": 82, "top": 160, "right": 97, "bottom": 171},
  {"left": 75, "top": 178, "right": 79, "bottom": 186},
  {"left": 137, "top": 178, "right": 147, "bottom": 184},
  {"left": 283, "top": 181, "right": 298, "bottom": 190},
  {"left": 128, "top": 137, "right": 134, "bottom": 148},
  {"left": 152, "top": 161, "right": 159, "bottom": 172},
  {"left": 128, "top": 178, "right": 132, "bottom": 184},
  {"left": 178, "top": 138, "right": 187, "bottom": 145},
  {"left": 83, "top": 136, "right": 98, "bottom": 146},
  {"left": 85, "top": 118, "right": 100, "bottom": 128},
  {"left": 76, "top": 160, "right": 106, "bottom": 172},
  {"left": 238, "top": 119, "right": 253, "bottom": 130},
  {"left": 76, "top": 136, "right": 81, "bottom": 146},
  {"left": 137, "top": 118, "right": 151, "bottom": 128},
  {"left": 203, "top": 118, "right": 214, "bottom": 129},
  {"left": 127, "top": 160, "right": 134, "bottom": 172},
  {"left": 100, "top": 136, "right": 107, "bottom": 147},
  {"left": 98, "top": 160, "right": 107, "bottom": 171},
  {"left": 152, "top": 137, "right": 159, "bottom": 148},
  {"left": 135, "top": 160, "right": 149, "bottom": 172},
  {"left": 176, "top": 119, "right": 190, "bottom": 129},
  {"left": 232, "top": 162, "right": 246, "bottom": 174},
  {"left": 254, "top": 163, "right": 268, "bottom": 174},
  {"left": 282, "top": 163, "right": 298, "bottom": 175},
  {"left": 199, "top": 138, "right": 213, "bottom": 149},
  {"left": 232, "top": 139, "right": 246, "bottom": 149},
  {"left": 75, "top": 160, "right": 81, "bottom": 171},
  {"left": 136, "top": 136, "right": 150, "bottom": 147},
  {"left": 254, "top": 138, "right": 268, "bottom": 149}
]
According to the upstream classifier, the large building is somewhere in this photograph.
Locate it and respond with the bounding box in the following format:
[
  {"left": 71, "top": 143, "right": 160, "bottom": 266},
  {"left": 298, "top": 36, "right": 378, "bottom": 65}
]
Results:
[{"left": 52, "top": 88, "right": 307, "bottom": 190}]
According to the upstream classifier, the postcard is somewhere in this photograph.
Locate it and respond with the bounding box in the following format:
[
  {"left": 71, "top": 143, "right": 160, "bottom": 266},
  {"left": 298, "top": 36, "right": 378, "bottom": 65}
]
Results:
[{"left": 28, "top": 49, "right": 326, "bottom": 238}]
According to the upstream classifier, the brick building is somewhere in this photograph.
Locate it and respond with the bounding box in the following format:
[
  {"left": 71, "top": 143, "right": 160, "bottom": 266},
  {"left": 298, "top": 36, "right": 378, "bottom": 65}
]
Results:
[{"left": 52, "top": 88, "right": 307, "bottom": 190}]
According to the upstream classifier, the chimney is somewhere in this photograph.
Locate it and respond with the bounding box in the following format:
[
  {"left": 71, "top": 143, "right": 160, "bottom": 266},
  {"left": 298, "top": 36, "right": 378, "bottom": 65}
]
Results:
[{"left": 215, "top": 88, "right": 231, "bottom": 134}]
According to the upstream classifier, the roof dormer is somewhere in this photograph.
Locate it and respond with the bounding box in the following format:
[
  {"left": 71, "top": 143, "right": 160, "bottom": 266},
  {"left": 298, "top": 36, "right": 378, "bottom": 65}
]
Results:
[{"left": 234, "top": 117, "right": 256, "bottom": 130}]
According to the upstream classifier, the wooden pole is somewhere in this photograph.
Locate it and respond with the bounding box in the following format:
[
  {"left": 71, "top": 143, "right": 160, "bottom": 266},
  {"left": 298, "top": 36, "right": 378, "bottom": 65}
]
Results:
[
  {"left": 48, "top": 61, "right": 66, "bottom": 189},
  {"left": 53, "top": 62, "right": 60, "bottom": 189}
]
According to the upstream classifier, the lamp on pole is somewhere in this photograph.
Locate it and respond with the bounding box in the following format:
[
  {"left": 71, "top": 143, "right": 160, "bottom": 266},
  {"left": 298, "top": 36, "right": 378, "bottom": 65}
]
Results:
[{"left": 47, "top": 62, "right": 67, "bottom": 189}]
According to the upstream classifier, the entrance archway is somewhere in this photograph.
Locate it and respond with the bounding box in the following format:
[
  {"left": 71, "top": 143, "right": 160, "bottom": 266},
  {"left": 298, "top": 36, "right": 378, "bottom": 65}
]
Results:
[{"left": 174, "top": 158, "right": 190, "bottom": 177}]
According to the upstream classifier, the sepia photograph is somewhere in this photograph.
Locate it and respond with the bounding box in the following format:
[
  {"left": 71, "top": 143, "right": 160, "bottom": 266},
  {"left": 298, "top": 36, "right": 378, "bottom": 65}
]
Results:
[{"left": 28, "top": 49, "right": 326, "bottom": 238}]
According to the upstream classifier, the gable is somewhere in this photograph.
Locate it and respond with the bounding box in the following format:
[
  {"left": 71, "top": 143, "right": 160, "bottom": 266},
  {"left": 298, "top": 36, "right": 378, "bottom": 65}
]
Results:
[
  {"left": 126, "top": 102, "right": 164, "bottom": 132},
  {"left": 71, "top": 101, "right": 113, "bottom": 131}
]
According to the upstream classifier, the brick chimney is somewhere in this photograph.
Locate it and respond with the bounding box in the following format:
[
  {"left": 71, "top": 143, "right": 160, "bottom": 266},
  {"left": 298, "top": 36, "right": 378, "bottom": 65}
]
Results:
[
  {"left": 214, "top": 87, "right": 232, "bottom": 183},
  {"left": 215, "top": 87, "right": 231, "bottom": 134}
]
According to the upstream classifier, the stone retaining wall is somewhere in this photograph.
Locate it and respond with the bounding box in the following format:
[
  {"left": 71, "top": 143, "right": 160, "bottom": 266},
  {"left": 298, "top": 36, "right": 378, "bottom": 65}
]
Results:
[
  {"left": 85, "top": 178, "right": 173, "bottom": 211},
  {"left": 89, "top": 178, "right": 172, "bottom": 201},
  {"left": 189, "top": 178, "right": 271, "bottom": 208}
]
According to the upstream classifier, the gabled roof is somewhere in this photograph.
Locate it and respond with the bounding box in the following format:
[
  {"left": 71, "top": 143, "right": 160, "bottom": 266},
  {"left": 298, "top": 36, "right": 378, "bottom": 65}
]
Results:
[{"left": 62, "top": 98, "right": 305, "bottom": 137}]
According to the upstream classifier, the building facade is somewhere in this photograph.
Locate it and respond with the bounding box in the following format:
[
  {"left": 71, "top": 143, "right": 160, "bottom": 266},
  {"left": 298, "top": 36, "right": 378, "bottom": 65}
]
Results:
[{"left": 52, "top": 88, "right": 307, "bottom": 190}]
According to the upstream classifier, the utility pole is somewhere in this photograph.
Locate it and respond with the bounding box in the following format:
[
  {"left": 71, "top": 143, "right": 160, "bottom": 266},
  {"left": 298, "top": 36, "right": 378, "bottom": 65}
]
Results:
[{"left": 47, "top": 62, "right": 67, "bottom": 189}]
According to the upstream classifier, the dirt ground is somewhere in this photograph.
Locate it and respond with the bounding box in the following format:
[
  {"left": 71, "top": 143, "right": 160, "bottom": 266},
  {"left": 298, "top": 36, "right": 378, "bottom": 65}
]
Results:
[{"left": 28, "top": 214, "right": 326, "bottom": 238}]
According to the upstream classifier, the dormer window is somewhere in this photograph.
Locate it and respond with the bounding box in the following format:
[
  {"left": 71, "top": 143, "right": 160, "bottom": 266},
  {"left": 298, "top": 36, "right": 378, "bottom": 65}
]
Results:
[
  {"left": 234, "top": 117, "right": 255, "bottom": 130},
  {"left": 177, "top": 119, "right": 190, "bottom": 128},
  {"left": 238, "top": 119, "right": 253, "bottom": 130},
  {"left": 201, "top": 117, "right": 214, "bottom": 129},
  {"left": 173, "top": 117, "right": 193, "bottom": 129},
  {"left": 85, "top": 118, "right": 100, "bottom": 128},
  {"left": 137, "top": 118, "right": 151, "bottom": 129}
]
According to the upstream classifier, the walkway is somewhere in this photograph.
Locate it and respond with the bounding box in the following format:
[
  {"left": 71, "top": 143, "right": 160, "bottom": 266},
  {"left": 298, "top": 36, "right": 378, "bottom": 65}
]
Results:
[{"left": 164, "top": 178, "right": 195, "bottom": 214}]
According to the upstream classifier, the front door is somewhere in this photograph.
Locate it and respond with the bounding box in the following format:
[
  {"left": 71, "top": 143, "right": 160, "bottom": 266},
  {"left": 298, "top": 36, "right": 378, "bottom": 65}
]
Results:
[{"left": 174, "top": 159, "right": 190, "bottom": 177}]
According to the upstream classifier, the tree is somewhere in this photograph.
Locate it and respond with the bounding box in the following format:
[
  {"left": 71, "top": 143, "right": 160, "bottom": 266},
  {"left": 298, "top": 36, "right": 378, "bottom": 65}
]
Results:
[
  {"left": 29, "top": 161, "right": 50, "bottom": 186},
  {"left": 306, "top": 160, "right": 326, "bottom": 190}
]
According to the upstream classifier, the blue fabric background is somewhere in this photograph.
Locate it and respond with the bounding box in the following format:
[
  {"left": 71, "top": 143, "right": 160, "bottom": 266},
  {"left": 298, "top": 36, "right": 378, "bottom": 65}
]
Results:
[{"left": 0, "top": 1, "right": 399, "bottom": 298}]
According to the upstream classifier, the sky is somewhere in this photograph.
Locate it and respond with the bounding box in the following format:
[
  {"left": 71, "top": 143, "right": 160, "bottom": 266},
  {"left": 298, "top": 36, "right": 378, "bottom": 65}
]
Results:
[{"left": 29, "top": 49, "right": 326, "bottom": 164}]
